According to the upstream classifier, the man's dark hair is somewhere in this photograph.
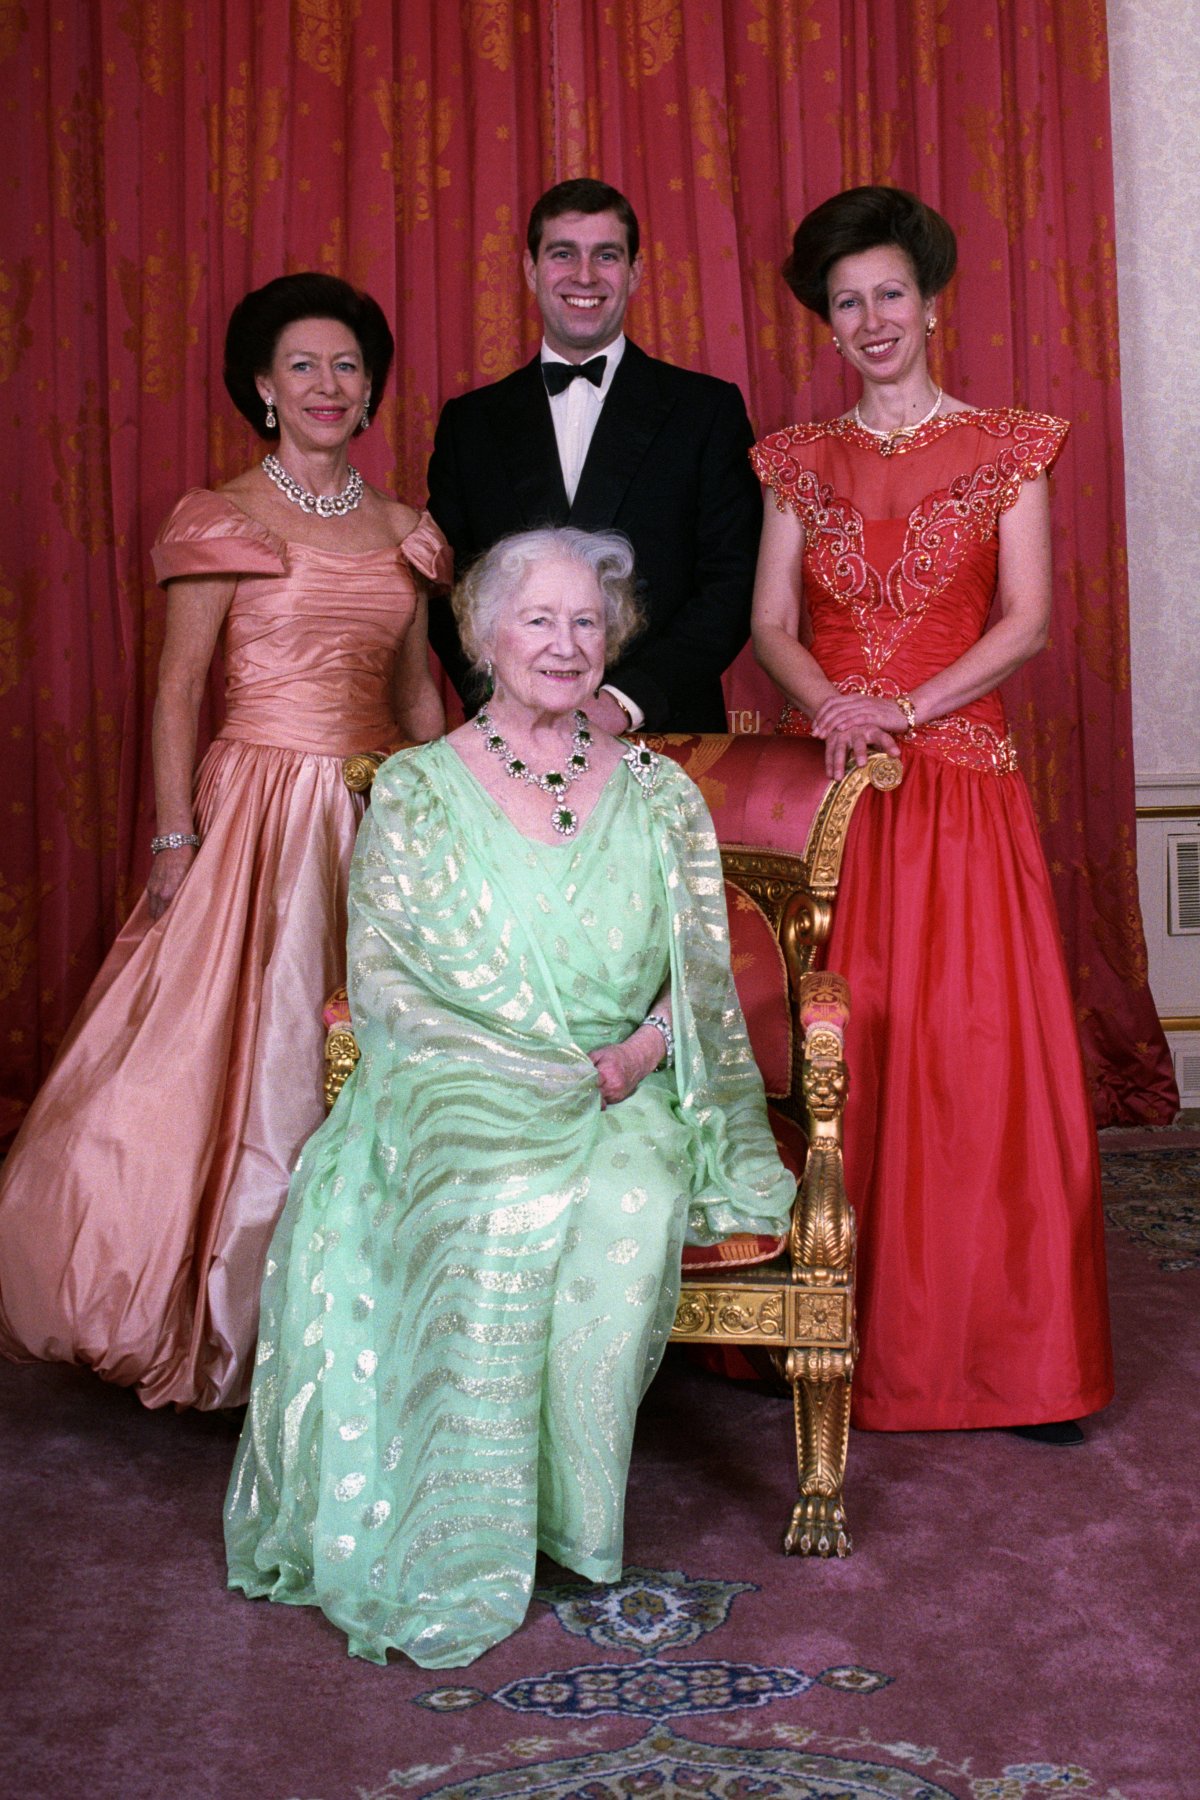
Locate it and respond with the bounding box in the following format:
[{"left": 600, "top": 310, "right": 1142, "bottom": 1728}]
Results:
[
  {"left": 223, "top": 273, "right": 395, "bottom": 440},
  {"left": 782, "top": 186, "right": 957, "bottom": 321},
  {"left": 526, "top": 179, "right": 640, "bottom": 262}
]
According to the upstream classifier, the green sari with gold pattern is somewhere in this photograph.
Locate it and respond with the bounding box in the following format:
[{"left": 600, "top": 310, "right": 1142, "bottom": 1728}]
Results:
[{"left": 224, "top": 740, "right": 792, "bottom": 1667}]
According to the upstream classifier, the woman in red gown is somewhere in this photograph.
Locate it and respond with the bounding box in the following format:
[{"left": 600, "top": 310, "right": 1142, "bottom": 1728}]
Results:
[{"left": 751, "top": 187, "right": 1112, "bottom": 1440}]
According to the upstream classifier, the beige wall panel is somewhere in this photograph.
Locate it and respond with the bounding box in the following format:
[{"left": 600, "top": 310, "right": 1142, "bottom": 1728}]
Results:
[{"left": 1109, "top": 0, "right": 1200, "bottom": 786}]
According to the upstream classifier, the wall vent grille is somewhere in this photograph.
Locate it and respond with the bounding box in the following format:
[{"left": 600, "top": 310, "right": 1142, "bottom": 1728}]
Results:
[
  {"left": 1167, "top": 833, "right": 1200, "bottom": 935},
  {"left": 1175, "top": 1048, "right": 1200, "bottom": 1106}
]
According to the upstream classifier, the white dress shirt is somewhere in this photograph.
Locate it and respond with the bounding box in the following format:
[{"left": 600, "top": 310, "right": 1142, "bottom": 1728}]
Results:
[
  {"left": 541, "top": 333, "right": 626, "bottom": 505},
  {"left": 540, "top": 334, "right": 643, "bottom": 728}
]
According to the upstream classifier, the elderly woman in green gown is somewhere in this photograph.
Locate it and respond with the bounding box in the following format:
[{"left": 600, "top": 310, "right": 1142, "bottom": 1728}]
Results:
[{"left": 224, "top": 526, "right": 794, "bottom": 1668}]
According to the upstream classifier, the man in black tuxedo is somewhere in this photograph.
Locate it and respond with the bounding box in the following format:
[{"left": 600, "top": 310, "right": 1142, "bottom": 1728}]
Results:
[{"left": 426, "top": 178, "right": 761, "bottom": 734}]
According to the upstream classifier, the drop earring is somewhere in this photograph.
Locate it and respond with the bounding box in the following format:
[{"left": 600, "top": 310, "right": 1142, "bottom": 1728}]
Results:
[
  {"left": 359, "top": 392, "right": 371, "bottom": 433},
  {"left": 264, "top": 398, "right": 277, "bottom": 431},
  {"left": 925, "top": 317, "right": 937, "bottom": 338},
  {"left": 832, "top": 336, "right": 844, "bottom": 357}
]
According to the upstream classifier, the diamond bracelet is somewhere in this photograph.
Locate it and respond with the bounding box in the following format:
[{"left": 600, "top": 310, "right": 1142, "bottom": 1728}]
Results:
[
  {"left": 642, "top": 1011, "right": 675, "bottom": 1069},
  {"left": 150, "top": 832, "right": 201, "bottom": 855}
]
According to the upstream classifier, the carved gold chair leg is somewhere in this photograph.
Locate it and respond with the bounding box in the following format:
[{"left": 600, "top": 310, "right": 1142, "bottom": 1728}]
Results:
[
  {"left": 785, "top": 1345, "right": 854, "bottom": 1556},
  {"left": 784, "top": 972, "right": 856, "bottom": 1556}
]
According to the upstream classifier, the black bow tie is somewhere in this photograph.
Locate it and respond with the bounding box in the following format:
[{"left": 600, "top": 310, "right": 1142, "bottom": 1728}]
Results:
[{"left": 541, "top": 356, "right": 606, "bottom": 396}]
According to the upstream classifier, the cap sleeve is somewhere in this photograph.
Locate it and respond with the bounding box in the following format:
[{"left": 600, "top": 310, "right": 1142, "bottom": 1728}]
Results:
[
  {"left": 751, "top": 425, "right": 832, "bottom": 528},
  {"left": 1007, "top": 410, "right": 1072, "bottom": 478},
  {"left": 986, "top": 410, "right": 1069, "bottom": 514},
  {"left": 151, "top": 489, "right": 287, "bottom": 585},
  {"left": 399, "top": 509, "right": 453, "bottom": 588}
]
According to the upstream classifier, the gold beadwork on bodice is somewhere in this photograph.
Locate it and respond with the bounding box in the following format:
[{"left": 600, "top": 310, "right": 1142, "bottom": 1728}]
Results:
[{"left": 753, "top": 409, "right": 1068, "bottom": 776}]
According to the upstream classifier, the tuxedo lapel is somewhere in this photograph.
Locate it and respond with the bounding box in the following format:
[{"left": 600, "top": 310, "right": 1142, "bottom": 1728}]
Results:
[
  {"left": 568, "top": 343, "right": 673, "bottom": 529},
  {"left": 484, "top": 358, "right": 570, "bottom": 526}
]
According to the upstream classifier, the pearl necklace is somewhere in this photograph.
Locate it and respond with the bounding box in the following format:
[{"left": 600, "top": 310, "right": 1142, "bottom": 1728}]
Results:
[
  {"left": 262, "top": 454, "right": 364, "bottom": 517},
  {"left": 853, "top": 388, "right": 943, "bottom": 456},
  {"left": 475, "top": 707, "right": 592, "bottom": 836}
]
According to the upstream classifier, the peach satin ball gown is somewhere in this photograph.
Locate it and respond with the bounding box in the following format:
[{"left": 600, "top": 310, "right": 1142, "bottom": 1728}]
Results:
[
  {"left": 752, "top": 408, "right": 1114, "bottom": 1432},
  {"left": 0, "top": 490, "right": 451, "bottom": 1410}
]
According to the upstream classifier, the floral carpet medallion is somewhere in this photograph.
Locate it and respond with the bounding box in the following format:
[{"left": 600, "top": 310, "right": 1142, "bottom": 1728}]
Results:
[
  {"left": 415, "top": 1656, "right": 890, "bottom": 1719},
  {"left": 1100, "top": 1148, "right": 1200, "bottom": 1269},
  {"left": 358, "top": 1724, "right": 1125, "bottom": 1800},
  {"left": 390, "top": 1568, "right": 1129, "bottom": 1798},
  {"left": 414, "top": 1568, "right": 888, "bottom": 1721},
  {"left": 533, "top": 1565, "right": 754, "bottom": 1651}
]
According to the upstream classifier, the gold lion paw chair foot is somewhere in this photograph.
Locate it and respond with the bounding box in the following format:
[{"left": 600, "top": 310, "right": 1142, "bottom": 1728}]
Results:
[{"left": 322, "top": 733, "right": 902, "bottom": 1556}]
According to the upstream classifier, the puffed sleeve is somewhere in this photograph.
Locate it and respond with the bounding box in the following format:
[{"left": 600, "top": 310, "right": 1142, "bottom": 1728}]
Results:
[
  {"left": 150, "top": 489, "right": 287, "bottom": 584},
  {"left": 397, "top": 509, "right": 453, "bottom": 589}
]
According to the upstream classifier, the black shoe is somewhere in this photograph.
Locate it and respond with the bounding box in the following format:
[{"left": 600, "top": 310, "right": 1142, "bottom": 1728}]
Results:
[{"left": 1008, "top": 1419, "right": 1085, "bottom": 1446}]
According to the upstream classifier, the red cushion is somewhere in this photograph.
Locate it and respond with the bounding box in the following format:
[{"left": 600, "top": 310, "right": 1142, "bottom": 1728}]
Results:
[
  {"left": 766, "top": 1104, "right": 807, "bottom": 1182},
  {"left": 680, "top": 1232, "right": 786, "bottom": 1272},
  {"left": 679, "top": 1105, "right": 804, "bottom": 1271},
  {"left": 726, "top": 880, "right": 791, "bottom": 1098},
  {"left": 322, "top": 986, "right": 351, "bottom": 1032},
  {"left": 642, "top": 732, "right": 835, "bottom": 858}
]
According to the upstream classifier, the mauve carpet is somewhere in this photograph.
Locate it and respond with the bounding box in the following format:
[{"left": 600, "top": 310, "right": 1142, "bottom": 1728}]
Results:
[{"left": 1, "top": 1145, "right": 1196, "bottom": 1800}]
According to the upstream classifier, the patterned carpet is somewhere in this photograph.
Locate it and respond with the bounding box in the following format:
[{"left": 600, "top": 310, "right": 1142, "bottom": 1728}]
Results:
[
  {"left": 4, "top": 1135, "right": 1197, "bottom": 1799},
  {"left": 380, "top": 1565, "right": 1111, "bottom": 1798},
  {"left": 1100, "top": 1146, "right": 1199, "bottom": 1271},
  {"left": 362, "top": 1717, "right": 1107, "bottom": 1799}
]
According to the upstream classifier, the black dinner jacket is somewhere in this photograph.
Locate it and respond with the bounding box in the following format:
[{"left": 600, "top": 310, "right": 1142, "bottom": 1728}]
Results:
[{"left": 425, "top": 340, "right": 761, "bottom": 732}]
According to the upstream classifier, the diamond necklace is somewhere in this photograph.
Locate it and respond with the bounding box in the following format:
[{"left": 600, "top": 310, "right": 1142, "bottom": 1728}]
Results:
[
  {"left": 262, "top": 453, "right": 364, "bottom": 517},
  {"left": 853, "top": 387, "right": 943, "bottom": 456},
  {"left": 474, "top": 706, "right": 592, "bottom": 836}
]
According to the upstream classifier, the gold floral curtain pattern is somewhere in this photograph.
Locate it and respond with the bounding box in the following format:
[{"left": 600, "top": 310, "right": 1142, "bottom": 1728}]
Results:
[{"left": 0, "top": 0, "right": 1174, "bottom": 1134}]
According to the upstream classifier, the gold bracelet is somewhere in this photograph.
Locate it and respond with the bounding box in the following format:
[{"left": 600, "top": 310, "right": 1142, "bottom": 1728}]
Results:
[{"left": 894, "top": 693, "right": 918, "bottom": 731}]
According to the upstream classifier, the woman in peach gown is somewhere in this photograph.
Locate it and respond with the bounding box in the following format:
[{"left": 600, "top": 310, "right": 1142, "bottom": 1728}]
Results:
[
  {"left": 752, "top": 189, "right": 1113, "bottom": 1441},
  {"left": 0, "top": 274, "right": 448, "bottom": 1410}
]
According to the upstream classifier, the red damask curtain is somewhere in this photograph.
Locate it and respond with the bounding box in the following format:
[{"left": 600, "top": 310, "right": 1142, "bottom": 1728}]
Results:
[{"left": 0, "top": 0, "right": 1176, "bottom": 1137}]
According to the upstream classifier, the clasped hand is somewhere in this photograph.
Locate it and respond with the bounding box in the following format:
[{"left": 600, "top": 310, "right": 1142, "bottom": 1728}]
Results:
[
  {"left": 588, "top": 1024, "right": 664, "bottom": 1109},
  {"left": 810, "top": 692, "right": 907, "bottom": 779}
]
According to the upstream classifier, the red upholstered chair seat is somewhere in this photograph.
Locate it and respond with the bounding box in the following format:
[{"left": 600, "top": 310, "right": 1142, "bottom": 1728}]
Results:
[
  {"left": 678, "top": 878, "right": 796, "bottom": 1272},
  {"left": 726, "top": 880, "right": 792, "bottom": 1099},
  {"left": 644, "top": 730, "right": 839, "bottom": 853},
  {"left": 323, "top": 988, "right": 351, "bottom": 1034},
  {"left": 680, "top": 1105, "right": 805, "bottom": 1272}
]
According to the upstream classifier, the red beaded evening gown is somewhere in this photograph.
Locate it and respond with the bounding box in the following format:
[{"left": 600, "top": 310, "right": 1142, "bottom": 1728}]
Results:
[{"left": 752, "top": 408, "right": 1114, "bottom": 1431}]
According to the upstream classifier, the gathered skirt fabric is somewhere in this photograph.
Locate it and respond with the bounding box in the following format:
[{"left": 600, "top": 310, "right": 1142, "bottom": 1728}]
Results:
[
  {"left": 826, "top": 747, "right": 1114, "bottom": 1431},
  {"left": 0, "top": 737, "right": 362, "bottom": 1410}
]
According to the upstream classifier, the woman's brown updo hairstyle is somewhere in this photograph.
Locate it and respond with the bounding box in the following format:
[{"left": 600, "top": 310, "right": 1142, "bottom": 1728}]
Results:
[{"left": 783, "top": 186, "right": 957, "bottom": 321}]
